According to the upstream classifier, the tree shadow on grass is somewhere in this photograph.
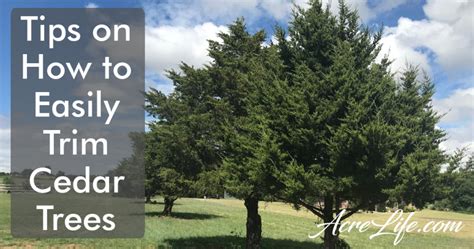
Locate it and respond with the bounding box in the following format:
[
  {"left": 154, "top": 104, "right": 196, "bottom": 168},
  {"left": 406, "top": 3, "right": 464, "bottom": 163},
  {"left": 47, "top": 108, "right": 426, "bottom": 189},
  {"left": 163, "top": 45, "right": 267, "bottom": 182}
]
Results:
[
  {"left": 146, "top": 211, "right": 222, "bottom": 220},
  {"left": 162, "top": 235, "right": 323, "bottom": 249},
  {"left": 147, "top": 201, "right": 181, "bottom": 206}
]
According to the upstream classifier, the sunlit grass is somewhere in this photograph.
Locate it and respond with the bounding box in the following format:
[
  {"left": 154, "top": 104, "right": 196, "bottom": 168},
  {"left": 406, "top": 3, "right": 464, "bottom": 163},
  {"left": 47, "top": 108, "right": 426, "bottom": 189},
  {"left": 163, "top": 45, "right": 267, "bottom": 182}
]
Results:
[{"left": 0, "top": 194, "right": 472, "bottom": 248}]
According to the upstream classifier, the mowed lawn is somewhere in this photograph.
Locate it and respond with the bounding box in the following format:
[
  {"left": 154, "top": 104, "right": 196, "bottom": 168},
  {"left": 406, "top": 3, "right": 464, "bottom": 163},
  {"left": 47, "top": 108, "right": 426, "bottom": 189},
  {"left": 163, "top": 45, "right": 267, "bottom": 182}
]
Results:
[{"left": 0, "top": 193, "right": 473, "bottom": 248}]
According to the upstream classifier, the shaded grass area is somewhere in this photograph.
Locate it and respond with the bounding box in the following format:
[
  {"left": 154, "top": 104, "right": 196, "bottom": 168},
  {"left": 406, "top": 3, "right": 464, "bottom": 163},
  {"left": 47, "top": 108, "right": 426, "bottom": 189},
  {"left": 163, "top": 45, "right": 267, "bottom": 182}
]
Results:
[
  {"left": 0, "top": 194, "right": 473, "bottom": 248},
  {"left": 145, "top": 211, "right": 222, "bottom": 220},
  {"left": 163, "top": 236, "right": 322, "bottom": 249}
]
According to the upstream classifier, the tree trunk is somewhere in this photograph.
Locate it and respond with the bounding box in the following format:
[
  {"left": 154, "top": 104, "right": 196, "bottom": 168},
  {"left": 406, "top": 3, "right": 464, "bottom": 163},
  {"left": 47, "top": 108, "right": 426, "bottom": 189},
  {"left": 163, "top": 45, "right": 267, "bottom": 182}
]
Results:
[
  {"left": 244, "top": 197, "right": 262, "bottom": 249},
  {"left": 323, "top": 195, "right": 339, "bottom": 249},
  {"left": 323, "top": 224, "right": 338, "bottom": 249},
  {"left": 162, "top": 196, "right": 176, "bottom": 216},
  {"left": 145, "top": 195, "right": 151, "bottom": 203}
]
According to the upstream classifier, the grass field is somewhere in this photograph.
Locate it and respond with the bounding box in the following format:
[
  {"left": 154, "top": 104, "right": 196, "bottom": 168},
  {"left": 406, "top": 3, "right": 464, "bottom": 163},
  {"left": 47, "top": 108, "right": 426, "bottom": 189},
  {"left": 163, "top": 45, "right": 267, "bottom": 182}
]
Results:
[{"left": 0, "top": 193, "right": 473, "bottom": 248}]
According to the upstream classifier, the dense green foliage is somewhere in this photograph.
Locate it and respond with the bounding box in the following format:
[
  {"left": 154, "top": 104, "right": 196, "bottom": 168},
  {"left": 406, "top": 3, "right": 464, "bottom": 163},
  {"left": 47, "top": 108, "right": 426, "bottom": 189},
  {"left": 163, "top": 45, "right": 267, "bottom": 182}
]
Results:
[
  {"left": 210, "top": 22, "right": 287, "bottom": 203},
  {"left": 432, "top": 150, "right": 474, "bottom": 212},
  {"left": 146, "top": 19, "right": 289, "bottom": 247},
  {"left": 144, "top": 1, "right": 450, "bottom": 248},
  {"left": 270, "top": 2, "right": 445, "bottom": 247},
  {"left": 145, "top": 85, "right": 221, "bottom": 213}
]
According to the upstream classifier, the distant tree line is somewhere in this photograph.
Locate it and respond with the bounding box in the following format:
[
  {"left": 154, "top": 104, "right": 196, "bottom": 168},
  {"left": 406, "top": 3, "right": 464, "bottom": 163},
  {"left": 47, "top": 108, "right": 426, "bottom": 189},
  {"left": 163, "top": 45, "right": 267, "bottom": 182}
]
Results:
[{"left": 430, "top": 149, "right": 474, "bottom": 213}]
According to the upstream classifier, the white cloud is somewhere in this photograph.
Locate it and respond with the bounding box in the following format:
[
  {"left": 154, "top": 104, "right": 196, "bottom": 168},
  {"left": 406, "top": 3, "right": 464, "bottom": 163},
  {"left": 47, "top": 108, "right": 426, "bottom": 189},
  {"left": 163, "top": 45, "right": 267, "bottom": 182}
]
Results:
[
  {"left": 145, "top": 22, "right": 227, "bottom": 74},
  {"left": 144, "top": 22, "right": 227, "bottom": 95},
  {"left": 85, "top": 2, "right": 98, "bottom": 8},
  {"left": 423, "top": 0, "right": 471, "bottom": 23},
  {"left": 378, "top": 0, "right": 473, "bottom": 75},
  {"left": 434, "top": 87, "right": 474, "bottom": 123},
  {"left": 143, "top": 0, "right": 261, "bottom": 26},
  {"left": 377, "top": 27, "right": 432, "bottom": 76},
  {"left": 434, "top": 87, "right": 474, "bottom": 154},
  {"left": 439, "top": 124, "right": 474, "bottom": 155},
  {"left": 200, "top": 0, "right": 260, "bottom": 21},
  {"left": 142, "top": 0, "right": 407, "bottom": 26},
  {"left": 259, "top": 0, "right": 408, "bottom": 22},
  {"left": 320, "top": 0, "right": 408, "bottom": 21},
  {"left": 142, "top": 0, "right": 408, "bottom": 77},
  {"left": 376, "top": 0, "right": 473, "bottom": 156},
  {"left": 260, "top": 0, "right": 293, "bottom": 20}
]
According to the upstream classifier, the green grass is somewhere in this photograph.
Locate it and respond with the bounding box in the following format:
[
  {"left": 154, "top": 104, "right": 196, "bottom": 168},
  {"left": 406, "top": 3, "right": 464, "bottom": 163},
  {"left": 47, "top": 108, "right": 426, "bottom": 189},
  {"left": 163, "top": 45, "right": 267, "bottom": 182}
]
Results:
[{"left": 0, "top": 194, "right": 473, "bottom": 248}]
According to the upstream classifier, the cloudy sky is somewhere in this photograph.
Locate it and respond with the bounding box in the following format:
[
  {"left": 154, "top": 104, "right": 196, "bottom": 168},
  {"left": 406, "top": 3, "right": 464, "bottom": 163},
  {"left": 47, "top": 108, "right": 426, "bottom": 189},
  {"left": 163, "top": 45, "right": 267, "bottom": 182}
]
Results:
[{"left": 0, "top": 0, "right": 472, "bottom": 172}]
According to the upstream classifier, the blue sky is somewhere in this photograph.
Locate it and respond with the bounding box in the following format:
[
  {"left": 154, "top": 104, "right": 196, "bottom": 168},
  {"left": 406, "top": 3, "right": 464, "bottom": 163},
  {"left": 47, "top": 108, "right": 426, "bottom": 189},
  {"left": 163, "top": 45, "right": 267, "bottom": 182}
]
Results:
[{"left": 0, "top": 0, "right": 473, "bottom": 171}]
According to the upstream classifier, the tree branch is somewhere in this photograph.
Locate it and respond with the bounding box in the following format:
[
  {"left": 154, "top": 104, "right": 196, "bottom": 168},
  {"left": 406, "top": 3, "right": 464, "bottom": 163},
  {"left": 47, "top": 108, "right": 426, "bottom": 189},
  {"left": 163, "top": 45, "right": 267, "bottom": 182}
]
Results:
[
  {"left": 340, "top": 204, "right": 363, "bottom": 221},
  {"left": 298, "top": 199, "right": 324, "bottom": 219},
  {"left": 273, "top": 195, "right": 324, "bottom": 219}
]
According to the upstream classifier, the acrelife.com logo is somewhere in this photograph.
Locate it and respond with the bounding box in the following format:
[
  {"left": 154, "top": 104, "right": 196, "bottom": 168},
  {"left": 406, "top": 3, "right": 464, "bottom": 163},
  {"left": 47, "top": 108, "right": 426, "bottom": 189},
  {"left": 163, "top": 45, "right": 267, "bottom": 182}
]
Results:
[{"left": 309, "top": 209, "right": 464, "bottom": 245}]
